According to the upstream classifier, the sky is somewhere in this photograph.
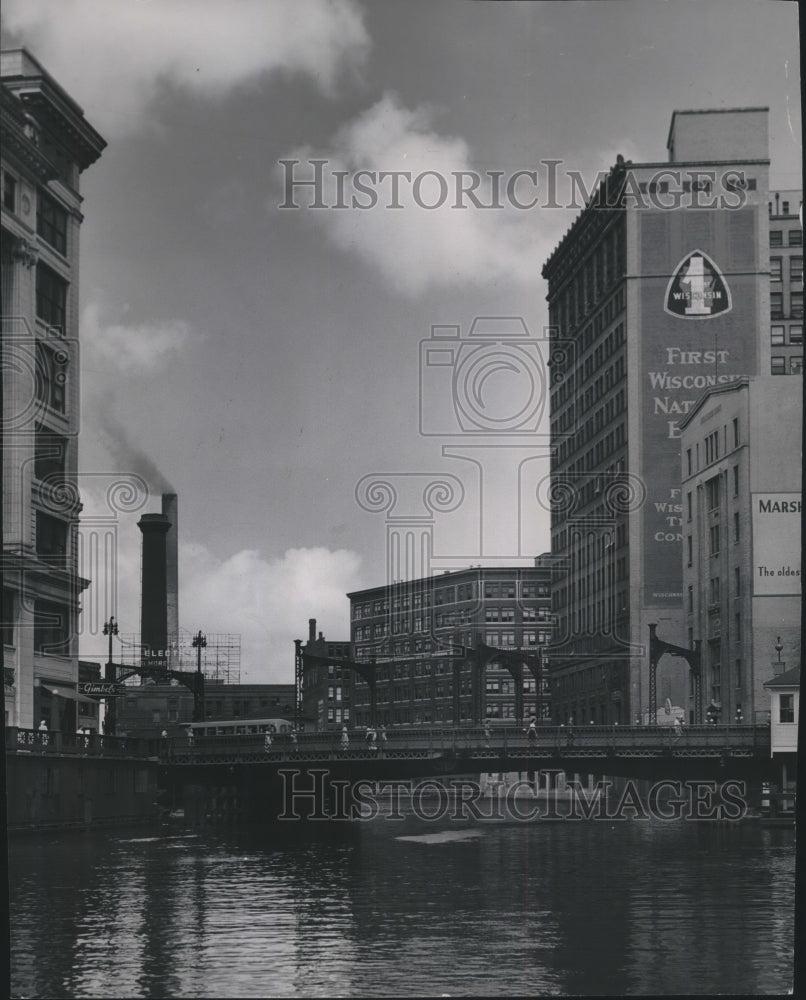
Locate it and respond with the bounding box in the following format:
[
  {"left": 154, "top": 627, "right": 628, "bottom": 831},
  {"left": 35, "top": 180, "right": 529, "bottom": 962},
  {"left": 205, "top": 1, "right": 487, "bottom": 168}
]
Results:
[{"left": 2, "top": 0, "right": 801, "bottom": 682}]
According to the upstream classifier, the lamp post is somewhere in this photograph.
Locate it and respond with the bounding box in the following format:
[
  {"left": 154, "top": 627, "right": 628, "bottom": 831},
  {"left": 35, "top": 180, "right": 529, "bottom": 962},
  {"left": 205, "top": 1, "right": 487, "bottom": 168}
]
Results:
[
  {"left": 103, "top": 616, "right": 119, "bottom": 736},
  {"left": 191, "top": 630, "right": 207, "bottom": 723}
]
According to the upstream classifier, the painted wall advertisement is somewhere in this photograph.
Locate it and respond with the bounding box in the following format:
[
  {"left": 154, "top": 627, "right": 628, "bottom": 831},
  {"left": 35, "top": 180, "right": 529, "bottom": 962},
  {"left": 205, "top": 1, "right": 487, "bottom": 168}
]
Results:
[
  {"left": 639, "top": 207, "right": 760, "bottom": 606},
  {"left": 752, "top": 493, "right": 802, "bottom": 596}
]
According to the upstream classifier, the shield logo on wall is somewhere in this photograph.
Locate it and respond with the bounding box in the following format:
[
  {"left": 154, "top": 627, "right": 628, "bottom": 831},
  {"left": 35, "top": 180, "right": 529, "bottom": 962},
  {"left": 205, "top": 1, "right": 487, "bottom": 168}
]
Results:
[{"left": 664, "top": 249, "right": 732, "bottom": 319}]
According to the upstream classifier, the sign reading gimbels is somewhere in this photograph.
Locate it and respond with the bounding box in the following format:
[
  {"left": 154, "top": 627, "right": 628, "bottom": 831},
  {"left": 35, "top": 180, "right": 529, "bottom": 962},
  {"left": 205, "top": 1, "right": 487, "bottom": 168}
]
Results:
[
  {"left": 78, "top": 682, "right": 125, "bottom": 697},
  {"left": 664, "top": 249, "right": 732, "bottom": 318}
]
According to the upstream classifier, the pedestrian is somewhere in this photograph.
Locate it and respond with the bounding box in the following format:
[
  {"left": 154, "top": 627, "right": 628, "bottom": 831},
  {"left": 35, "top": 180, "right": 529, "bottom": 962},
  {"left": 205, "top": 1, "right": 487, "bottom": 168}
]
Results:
[
  {"left": 673, "top": 716, "right": 682, "bottom": 739},
  {"left": 527, "top": 718, "right": 537, "bottom": 743},
  {"left": 186, "top": 726, "right": 194, "bottom": 745},
  {"left": 264, "top": 731, "right": 272, "bottom": 752},
  {"left": 290, "top": 729, "right": 298, "bottom": 751},
  {"left": 38, "top": 719, "right": 48, "bottom": 731},
  {"left": 341, "top": 725, "right": 349, "bottom": 751},
  {"left": 380, "top": 724, "right": 388, "bottom": 746},
  {"left": 483, "top": 721, "right": 492, "bottom": 747}
]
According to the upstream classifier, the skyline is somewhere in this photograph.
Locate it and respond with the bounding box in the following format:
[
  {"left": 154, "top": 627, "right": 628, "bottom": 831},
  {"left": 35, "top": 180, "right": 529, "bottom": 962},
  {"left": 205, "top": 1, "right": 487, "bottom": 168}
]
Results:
[{"left": 1, "top": 0, "right": 801, "bottom": 681}]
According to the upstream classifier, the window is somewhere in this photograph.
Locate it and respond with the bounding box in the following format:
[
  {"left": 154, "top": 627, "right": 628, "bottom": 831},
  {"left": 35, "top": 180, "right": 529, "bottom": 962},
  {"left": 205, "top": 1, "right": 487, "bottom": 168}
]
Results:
[
  {"left": 791, "top": 292, "right": 803, "bottom": 319},
  {"left": 705, "top": 475, "right": 720, "bottom": 509},
  {"left": 770, "top": 257, "right": 782, "bottom": 281},
  {"left": 732, "top": 418, "right": 739, "bottom": 448},
  {"left": 709, "top": 577, "right": 720, "bottom": 604},
  {"left": 687, "top": 586, "right": 693, "bottom": 612},
  {"left": 782, "top": 201, "right": 790, "bottom": 215},
  {"left": 769, "top": 230, "right": 783, "bottom": 247},
  {"left": 789, "top": 229, "right": 803, "bottom": 247},
  {"left": 34, "top": 599, "right": 70, "bottom": 654},
  {"left": 34, "top": 429, "right": 67, "bottom": 481},
  {"left": 3, "top": 171, "right": 16, "bottom": 212},
  {"left": 771, "top": 356, "right": 786, "bottom": 375},
  {"left": 791, "top": 257, "right": 803, "bottom": 283},
  {"left": 709, "top": 524, "right": 720, "bottom": 556},
  {"left": 36, "top": 511, "right": 69, "bottom": 560},
  {"left": 705, "top": 431, "right": 719, "bottom": 464},
  {"left": 36, "top": 264, "right": 68, "bottom": 331},
  {"left": 733, "top": 465, "right": 739, "bottom": 497},
  {"left": 790, "top": 325, "right": 803, "bottom": 344},
  {"left": 779, "top": 694, "right": 795, "bottom": 724},
  {"left": 771, "top": 325, "right": 785, "bottom": 346},
  {"left": 791, "top": 357, "right": 803, "bottom": 374},
  {"left": 734, "top": 567, "right": 741, "bottom": 595},
  {"left": 686, "top": 535, "right": 692, "bottom": 567},
  {"left": 733, "top": 512, "right": 740, "bottom": 542},
  {"left": 770, "top": 292, "right": 783, "bottom": 319},
  {"left": 37, "top": 191, "right": 68, "bottom": 256},
  {"left": 686, "top": 449, "right": 692, "bottom": 476},
  {"left": 686, "top": 492, "right": 692, "bottom": 521}
]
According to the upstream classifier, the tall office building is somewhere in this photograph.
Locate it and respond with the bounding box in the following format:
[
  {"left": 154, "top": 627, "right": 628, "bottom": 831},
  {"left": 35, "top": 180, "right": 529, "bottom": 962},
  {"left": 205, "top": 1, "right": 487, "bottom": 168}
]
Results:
[
  {"left": 1, "top": 50, "right": 106, "bottom": 728},
  {"left": 542, "top": 108, "right": 771, "bottom": 725},
  {"left": 768, "top": 189, "right": 803, "bottom": 375}
]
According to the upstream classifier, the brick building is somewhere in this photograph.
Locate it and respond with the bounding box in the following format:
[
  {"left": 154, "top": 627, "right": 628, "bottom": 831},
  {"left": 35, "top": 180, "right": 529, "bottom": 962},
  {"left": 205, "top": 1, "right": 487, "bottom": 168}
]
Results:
[{"left": 296, "top": 560, "right": 554, "bottom": 729}]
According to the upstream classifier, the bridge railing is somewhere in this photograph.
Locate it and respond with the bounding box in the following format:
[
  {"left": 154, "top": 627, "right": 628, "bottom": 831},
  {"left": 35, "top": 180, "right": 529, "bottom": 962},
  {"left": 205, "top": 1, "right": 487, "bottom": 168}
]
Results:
[
  {"left": 6, "top": 726, "right": 159, "bottom": 759},
  {"left": 160, "top": 723, "right": 770, "bottom": 764}
]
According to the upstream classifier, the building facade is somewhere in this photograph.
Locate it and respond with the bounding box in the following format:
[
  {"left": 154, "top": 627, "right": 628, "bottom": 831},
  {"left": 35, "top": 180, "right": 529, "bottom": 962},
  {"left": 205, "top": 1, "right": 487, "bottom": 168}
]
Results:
[
  {"left": 768, "top": 189, "right": 803, "bottom": 375},
  {"left": 680, "top": 377, "right": 801, "bottom": 725},
  {"left": 296, "top": 619, "right": 353, "bottom": 730},
  {"left": 542, "top": 108, "right": 771, "bottom": 725},
  {"left": 1, "top": 50, "right": 105, "bottom": 729},
  {"left": 114, "top": 681, "right": 297, "bottom": 738},
  {"left": 345, "top": 561, "right": 553, "bottom": 727}
]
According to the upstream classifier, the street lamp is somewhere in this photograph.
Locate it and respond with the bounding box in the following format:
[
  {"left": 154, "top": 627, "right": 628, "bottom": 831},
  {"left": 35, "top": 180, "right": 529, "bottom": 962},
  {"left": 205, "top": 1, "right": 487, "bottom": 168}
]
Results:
[
  {"left": 102, "top": 616, "right": 119, "bottom": 735},
  {"left": 191, "top": 630, "right": 207, "bottom": 723}
]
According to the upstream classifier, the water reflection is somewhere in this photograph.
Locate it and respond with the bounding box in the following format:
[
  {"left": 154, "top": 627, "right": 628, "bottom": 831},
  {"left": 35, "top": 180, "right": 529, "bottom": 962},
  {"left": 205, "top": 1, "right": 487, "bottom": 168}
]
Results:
[{"left": 9, "top": 816, "right": 794, "bottom": 997}]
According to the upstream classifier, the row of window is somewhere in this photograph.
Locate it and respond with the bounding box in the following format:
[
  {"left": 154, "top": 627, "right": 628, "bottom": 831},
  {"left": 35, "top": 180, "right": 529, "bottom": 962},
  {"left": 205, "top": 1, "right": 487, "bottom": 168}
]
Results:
[
  {"left": 351, "top": 581, "right": 550, "bottom": 618},
  {"left": 769, "top": 229, "right": 802, "bottom": 247},
  {"left": 772, "top": 356, "right": 803, "bottom": 375},
  {"left": 770, "top": 324, "right": 802, "bottom": 346},
  {"left": 769, "top": 256, "right": 803, "bottom": 283}
]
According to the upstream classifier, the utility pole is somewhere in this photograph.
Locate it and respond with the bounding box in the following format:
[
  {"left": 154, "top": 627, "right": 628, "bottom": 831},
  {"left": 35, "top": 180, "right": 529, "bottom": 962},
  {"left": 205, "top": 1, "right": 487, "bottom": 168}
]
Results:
[{"left": 103, "top": 616, "right": 119, "bottom": 735}]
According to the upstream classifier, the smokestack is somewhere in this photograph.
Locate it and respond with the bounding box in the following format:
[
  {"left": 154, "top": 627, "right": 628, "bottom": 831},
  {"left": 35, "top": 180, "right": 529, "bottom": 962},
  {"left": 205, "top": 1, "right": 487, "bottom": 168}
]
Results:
[
  {"left": 309, "top": 618, "right": 316, "bottom": 642},
  {"left": 138, "top": 513, "right": 170, "bottom": 668},
  {"left": 162, "top": 493, "right": 179, "bottom": 658}
]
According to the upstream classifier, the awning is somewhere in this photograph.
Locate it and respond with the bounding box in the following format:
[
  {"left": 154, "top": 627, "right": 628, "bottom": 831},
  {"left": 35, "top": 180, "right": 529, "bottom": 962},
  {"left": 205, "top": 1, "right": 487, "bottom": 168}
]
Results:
[{"left": 40, "top": 683, "right": 97, "bottom": 706}]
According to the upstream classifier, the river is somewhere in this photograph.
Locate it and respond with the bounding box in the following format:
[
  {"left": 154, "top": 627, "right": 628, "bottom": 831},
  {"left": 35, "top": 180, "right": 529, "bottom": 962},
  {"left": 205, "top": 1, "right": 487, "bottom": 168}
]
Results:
[{"left": 8, "top": 807, "right": 795, "bottom": 997}]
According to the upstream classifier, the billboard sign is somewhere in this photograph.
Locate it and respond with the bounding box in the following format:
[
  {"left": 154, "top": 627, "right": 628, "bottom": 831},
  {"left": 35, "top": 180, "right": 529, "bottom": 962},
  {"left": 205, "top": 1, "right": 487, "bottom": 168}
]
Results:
[
  {"left": 639, "top": 206, "right": 760, "bottom": 606},
  {"left": 752, "top": 493, "right": 802, "bottom": 595}
]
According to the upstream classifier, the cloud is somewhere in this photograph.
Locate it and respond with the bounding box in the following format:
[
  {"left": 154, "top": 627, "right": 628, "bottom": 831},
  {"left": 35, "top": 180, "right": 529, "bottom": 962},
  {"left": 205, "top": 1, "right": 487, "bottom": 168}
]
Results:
[
  {"left": 81, "top": 303, "right": 193, "bottom": 372},
  {"left": 2, "top": 0, "right": 369, "bottom": 135},
  {"left": 179, "top": 544, "right": 363, "bottom": 683},
  {"left": 280, "top": 93, "right": 552, "bottom": 295},
  {"left": 79, "top": 531, "right": 363, "bottom": 684}
]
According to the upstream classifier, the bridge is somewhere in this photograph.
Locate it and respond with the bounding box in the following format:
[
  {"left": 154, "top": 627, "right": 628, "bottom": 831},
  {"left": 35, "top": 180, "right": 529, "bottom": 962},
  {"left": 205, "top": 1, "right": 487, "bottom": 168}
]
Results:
[
  {"left": 162, "top": 723, "right": 772, "bottom": 783},
  {"left": 7, "top": 724, "right": 777, "bottom": 825}
]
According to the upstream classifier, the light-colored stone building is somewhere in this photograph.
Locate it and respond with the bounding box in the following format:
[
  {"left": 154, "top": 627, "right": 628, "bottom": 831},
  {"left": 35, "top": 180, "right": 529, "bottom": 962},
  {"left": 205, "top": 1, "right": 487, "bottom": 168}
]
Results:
[
  {"left": 680, "top": 376, "right": 801, "bottom": 724},
  {"left": 1, "top": 49, "right": 105, "bottom": 728}
]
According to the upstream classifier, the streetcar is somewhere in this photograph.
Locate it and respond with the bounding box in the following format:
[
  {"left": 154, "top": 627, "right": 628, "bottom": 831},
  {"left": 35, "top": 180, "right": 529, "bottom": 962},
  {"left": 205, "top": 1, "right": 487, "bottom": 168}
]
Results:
[{"left": 187, "top": 717, "right": 293, "bottom": 737}]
